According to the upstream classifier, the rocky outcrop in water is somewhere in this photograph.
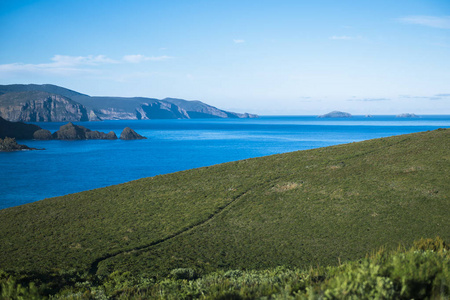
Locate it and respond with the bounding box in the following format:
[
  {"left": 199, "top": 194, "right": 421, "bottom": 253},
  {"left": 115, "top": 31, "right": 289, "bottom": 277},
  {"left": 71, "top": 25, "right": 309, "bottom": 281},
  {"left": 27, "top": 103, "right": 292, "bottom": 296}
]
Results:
[
  {"left": 120, "top": 127, "right": 147, "bottom": 140},
  {"left": 0, "top": 137, "right": 38, "bottom": 151},
  {"left": 52, "top": 123, "right": 118, "bottom": 140},
  {"left": 33, "top": 129, "right": 53, "bottom": 140}
]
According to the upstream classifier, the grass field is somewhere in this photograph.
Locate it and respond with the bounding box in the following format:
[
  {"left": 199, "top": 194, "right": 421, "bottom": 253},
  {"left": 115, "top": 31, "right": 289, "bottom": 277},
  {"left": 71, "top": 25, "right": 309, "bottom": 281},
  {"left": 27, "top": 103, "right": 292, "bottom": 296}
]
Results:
[{"left": 0, "top": 128, "right": 449, "bottom": 298}]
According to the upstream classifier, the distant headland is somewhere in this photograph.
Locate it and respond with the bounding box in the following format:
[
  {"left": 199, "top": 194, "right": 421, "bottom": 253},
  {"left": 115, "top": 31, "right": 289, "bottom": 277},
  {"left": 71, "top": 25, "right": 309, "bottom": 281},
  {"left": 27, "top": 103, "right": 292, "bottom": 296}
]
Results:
[{"left": 0, "top": 84, "right": 258, "bottom": 122}]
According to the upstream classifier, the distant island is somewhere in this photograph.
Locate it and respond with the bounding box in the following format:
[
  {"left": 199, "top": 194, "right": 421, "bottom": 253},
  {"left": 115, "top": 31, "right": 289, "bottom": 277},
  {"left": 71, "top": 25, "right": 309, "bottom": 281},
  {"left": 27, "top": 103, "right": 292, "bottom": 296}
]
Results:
[
  {"left": 318, "top": 111, "right": 352, "bottom": 118},
  {"left": 396, "top": 113, "right": 419, "bottom": 118},
  {"left": 0, "top": 84, "right": 258, "bottom": 122}
]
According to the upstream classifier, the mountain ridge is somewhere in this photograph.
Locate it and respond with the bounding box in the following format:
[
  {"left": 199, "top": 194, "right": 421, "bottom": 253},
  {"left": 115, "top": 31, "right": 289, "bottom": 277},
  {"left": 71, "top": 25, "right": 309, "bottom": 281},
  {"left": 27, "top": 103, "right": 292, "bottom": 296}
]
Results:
[{"left": 0, "top": 84, "right": 258, "bottom": 122}]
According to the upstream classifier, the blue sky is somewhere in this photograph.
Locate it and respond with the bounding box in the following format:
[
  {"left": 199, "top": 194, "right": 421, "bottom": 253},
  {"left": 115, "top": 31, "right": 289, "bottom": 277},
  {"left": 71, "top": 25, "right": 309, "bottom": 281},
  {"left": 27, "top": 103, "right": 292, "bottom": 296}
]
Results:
[{"left": 1, "top": 0, "right": 449, "bottom": 114}]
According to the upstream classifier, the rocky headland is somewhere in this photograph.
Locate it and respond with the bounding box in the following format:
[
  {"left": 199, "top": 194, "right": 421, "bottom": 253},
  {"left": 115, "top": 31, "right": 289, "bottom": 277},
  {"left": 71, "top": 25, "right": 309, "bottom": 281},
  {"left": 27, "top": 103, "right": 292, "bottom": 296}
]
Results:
[
  {"left": 0, "top": 84, "right": 258, "bottom": 122},
  {"left": 0, "top": 116, "right": 43, "bottom": 140}
]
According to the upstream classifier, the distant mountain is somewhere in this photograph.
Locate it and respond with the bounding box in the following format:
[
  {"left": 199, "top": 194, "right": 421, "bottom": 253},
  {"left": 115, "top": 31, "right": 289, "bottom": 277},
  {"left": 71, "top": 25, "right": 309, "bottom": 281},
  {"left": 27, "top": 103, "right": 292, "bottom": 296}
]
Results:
[
  {"left": 0, "top": 84, "right": 258, "bottom": 122},
  {"left": 318, "top": 111, "right": 352, "bottom": 118}
]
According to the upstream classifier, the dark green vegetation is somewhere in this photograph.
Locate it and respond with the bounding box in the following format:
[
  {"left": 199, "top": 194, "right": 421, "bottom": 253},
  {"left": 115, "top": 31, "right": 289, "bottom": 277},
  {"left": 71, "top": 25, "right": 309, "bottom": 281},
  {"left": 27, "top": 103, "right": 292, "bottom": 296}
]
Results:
[
  {"left": 0, "top": 84, "right": 257, "bottom": 122},
  {"left": 0, "top": 129, "right": 449, "bottom": 298}
]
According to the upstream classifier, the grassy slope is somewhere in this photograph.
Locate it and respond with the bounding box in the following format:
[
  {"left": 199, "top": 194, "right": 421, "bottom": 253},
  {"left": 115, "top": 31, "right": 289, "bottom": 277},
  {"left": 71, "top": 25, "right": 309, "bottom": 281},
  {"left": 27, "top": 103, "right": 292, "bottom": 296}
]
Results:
[{"left": 0, "top": 129, "right": 448, "bottom": 277}]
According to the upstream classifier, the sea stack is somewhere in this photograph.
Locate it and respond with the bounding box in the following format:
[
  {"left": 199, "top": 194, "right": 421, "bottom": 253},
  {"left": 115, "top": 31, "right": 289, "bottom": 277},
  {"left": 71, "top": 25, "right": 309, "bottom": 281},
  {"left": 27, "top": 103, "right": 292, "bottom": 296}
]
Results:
[
  {"left": 120, "top": 127, "right": 147, "bottom": 140},
  {"left": 52, "top": 123, "right": 118, "bottom": 140}
]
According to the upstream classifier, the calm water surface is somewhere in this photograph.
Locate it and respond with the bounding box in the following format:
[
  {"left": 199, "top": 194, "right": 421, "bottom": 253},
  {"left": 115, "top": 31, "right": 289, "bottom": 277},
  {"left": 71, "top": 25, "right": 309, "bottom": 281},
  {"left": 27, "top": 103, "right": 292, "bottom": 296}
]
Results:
[{"left": 1, "top": 115, "right": 449, "bottom": 209}]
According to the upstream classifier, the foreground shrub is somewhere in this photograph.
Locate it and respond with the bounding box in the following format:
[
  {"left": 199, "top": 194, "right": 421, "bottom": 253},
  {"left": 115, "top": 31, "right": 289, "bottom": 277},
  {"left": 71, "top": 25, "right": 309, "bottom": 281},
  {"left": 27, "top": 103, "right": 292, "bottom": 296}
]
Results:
[{"left": 1, "top": 238, "right": 448, "bottom": 299}]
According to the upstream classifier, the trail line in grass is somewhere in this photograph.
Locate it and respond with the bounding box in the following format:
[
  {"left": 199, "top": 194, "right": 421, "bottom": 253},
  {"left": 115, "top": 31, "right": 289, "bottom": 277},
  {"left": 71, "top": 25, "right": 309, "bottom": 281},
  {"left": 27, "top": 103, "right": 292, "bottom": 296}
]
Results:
[{"left": 88, "top": 189, "right": 252, "bottom": 275}]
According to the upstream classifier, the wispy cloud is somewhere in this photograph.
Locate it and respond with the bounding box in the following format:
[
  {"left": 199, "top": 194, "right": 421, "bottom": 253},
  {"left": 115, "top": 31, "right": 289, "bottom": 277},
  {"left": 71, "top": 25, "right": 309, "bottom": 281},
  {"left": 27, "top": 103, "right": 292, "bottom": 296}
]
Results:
[
  {"left": 233, "top": 39, "right": 245, "bottom": 44},
  {"left": 51, "top": 55, "right": 118, "bottom": 66},
  {"left": 398, "top": 16, "right": 450, "bottom": 29},
  {"left": 122, "top": 54, "right": 172, "bottom": 63},
  {"left": 400, "top": 94, "right": 449, "bottom": 101},
  {"left": 0, "top": 54, "right": 171, "bottom": 77}
]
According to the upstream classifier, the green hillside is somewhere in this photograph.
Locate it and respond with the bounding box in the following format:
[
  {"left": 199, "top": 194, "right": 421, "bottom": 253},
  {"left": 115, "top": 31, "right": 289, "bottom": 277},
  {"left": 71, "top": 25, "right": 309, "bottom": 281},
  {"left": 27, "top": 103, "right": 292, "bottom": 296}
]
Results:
[{"left": 0, "top": 129, "right": 449, "bottom": 282}]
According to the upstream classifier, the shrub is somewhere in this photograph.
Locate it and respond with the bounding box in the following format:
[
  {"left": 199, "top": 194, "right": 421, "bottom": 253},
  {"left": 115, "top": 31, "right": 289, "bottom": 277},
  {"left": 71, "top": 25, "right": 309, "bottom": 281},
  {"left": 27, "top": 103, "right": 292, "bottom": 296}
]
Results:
[
  {"left": 413, "top": 237, "right": 449, "bottom": 252},
  {"left": 170, "top": 268, "right": 197, "bottom": 280}
]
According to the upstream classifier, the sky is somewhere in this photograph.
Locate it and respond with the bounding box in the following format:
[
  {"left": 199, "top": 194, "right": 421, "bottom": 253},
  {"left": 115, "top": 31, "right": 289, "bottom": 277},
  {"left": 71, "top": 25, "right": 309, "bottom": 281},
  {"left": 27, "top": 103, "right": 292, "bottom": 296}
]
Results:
[{"left": 0, "top": 0, "right": 449, "bottom": 115}]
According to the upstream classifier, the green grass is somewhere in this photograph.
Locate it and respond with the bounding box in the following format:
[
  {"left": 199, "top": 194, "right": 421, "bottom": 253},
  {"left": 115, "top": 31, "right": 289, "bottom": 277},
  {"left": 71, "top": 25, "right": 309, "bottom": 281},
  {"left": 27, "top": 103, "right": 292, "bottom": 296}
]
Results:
[{"left": 0, "top": 129, "right": 449, "bottom": 293}]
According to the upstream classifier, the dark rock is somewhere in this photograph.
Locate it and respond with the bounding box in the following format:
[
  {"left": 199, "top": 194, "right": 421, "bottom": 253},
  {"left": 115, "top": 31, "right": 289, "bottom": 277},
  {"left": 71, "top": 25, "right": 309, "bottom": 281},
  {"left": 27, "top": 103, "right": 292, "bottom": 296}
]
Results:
[
  {"left": 0, "top": 137, "right": 38, "bottom": 151},
  {"left": 52, "top": 123, "right": 118, "bottom": 140},
  {"left": 106, "top": 131, "right": 118, "bottom": 140},
  {"left": 33, "top": 129, "right": 53, "bottom": 140},
  {"left": 120, "top": 127, "right": 147, "bottom": 140},
  {"left": 53, "top": 123, "right": 87, "bottom": 140},
  {"left": 85, "top": 130, "right": 117, "bottom": 140}
]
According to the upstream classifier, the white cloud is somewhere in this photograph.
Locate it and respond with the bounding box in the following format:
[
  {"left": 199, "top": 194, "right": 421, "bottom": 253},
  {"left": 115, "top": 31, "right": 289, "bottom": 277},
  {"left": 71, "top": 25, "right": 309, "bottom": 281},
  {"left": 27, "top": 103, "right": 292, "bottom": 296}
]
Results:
[
  {"left": 51, "top": 54, "right": 118, "bottom": 66},
  {"left": 233, "top": 39, "right": 245, "bottom": 44},
  {"left": 398, "top": 16, "right": 450, "bottom": 29},
  {"left": 122, "top": 54, "right": 171, "bottom": 63}
]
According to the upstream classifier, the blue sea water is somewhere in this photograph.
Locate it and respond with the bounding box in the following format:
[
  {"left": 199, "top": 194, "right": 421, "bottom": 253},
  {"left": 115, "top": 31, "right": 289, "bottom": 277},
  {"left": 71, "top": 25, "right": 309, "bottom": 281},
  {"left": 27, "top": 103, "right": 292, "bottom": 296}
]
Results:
[{"left": 1, "top": 115, "right": 449, "bottom": 210}]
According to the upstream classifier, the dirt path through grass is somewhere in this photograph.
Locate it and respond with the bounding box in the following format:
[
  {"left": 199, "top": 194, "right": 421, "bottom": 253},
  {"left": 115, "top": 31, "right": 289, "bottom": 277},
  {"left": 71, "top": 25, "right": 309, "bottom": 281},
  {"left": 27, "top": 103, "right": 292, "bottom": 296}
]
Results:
[{"left": 88, "top": 189, "right": 252, "bottom": 275}]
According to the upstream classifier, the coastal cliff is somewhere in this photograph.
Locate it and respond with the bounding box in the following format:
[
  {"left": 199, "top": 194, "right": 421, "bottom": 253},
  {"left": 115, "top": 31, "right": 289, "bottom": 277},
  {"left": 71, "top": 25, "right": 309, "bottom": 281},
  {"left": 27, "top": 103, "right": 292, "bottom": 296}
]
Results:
[
  {"left": 0, "top": 84, "right": 258, "bottom": 122},
  {"left": 0, "top": 91, "right": 91, "bottom": 122}
]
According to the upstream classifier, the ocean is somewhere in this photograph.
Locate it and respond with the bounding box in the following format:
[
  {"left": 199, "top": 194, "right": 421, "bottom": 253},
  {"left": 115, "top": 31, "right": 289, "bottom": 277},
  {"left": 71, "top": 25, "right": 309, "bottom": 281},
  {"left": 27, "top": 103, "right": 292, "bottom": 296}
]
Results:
[{"left": 1, "top": 115, "right": 449, "bottom": 210}]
